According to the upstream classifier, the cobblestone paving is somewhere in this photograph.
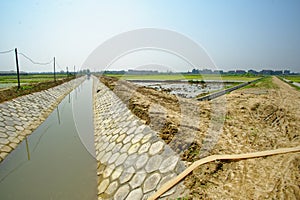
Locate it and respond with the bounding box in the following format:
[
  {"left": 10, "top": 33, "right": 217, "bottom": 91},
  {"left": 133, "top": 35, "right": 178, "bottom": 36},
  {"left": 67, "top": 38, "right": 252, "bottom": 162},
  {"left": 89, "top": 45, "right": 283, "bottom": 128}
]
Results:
[
  {"left": 0, "top": 77, "right": 85, "bottom": 163},
  {"left": 93, "top": 79, "right": 186, "bottom": 200}
]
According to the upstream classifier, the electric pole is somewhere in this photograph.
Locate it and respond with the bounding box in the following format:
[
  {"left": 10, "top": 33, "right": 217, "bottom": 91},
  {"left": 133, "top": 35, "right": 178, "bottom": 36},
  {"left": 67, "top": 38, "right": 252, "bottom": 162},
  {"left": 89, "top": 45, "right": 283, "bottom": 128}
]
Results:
[
  {"left": 53, "top": 57, "right": 56, "bottom": 82},
  {"left": 14, "top": 48, "right": 21, "bottom": 89}
]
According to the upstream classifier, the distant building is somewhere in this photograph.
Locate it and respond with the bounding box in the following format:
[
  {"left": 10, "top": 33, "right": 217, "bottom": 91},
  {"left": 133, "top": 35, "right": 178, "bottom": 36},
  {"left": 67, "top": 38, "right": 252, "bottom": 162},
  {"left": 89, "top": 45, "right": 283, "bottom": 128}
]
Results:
[
  {"left": 187, "top": 69, "right": 297, "bottom": 76},
  {"left": 199, "top": 69, "right": 213, "bottom": 74}
]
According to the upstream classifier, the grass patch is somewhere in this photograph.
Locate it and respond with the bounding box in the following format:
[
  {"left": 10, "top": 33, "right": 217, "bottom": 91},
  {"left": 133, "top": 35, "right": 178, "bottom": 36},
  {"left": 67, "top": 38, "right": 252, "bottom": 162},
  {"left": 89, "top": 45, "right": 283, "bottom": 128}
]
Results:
[
  {"left": 20, "top": 85, "right": 34, "bottom": 90},
  {"left": 245, "top": 76, "right": 278, "bottom": 89}
]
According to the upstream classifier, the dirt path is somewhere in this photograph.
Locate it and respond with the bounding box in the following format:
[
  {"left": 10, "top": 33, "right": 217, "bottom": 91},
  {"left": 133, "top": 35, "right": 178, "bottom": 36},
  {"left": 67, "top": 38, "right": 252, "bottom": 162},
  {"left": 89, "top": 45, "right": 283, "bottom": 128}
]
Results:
[{"left": 100, "top": 76, "right": 300, "bottom": 199}]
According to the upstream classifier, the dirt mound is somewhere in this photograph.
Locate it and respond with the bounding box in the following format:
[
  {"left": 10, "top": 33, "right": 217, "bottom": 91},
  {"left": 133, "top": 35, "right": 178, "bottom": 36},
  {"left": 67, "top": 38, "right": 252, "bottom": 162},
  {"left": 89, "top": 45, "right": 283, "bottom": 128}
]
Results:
[{"left": 100, "top": 76, "right": 300, "bottom": 199}]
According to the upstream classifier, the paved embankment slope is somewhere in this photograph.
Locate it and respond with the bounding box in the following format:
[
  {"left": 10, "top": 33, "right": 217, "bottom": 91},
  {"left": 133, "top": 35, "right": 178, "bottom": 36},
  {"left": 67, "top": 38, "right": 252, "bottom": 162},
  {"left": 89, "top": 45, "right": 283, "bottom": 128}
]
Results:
[
  {"left": 0, "top": 77, "right": 85, "bottom": 162},
  {"left": 93, "top": 78, "right": 187, "bottom": 200}
]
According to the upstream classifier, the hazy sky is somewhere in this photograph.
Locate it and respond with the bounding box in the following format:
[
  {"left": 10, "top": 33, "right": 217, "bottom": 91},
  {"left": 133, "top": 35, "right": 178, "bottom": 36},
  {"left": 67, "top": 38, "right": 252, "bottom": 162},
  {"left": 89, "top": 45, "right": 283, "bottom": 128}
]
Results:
[{"left": 0, "top": 0, "right": 300, "bottom": 72}]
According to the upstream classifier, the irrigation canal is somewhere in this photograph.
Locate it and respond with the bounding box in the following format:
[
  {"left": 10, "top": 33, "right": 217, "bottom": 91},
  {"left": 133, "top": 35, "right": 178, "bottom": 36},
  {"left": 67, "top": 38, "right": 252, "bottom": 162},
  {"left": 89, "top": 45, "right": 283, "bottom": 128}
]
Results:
[
  {"left": 0, "top": 76, "right": 257, "bottom": 199},
  {"left": 0, "top": 78, "right": 97, "bottom": 200}
]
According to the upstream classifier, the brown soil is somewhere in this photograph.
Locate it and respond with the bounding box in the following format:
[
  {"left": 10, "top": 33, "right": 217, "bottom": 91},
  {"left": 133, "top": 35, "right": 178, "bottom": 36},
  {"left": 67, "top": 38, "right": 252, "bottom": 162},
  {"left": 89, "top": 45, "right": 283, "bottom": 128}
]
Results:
[
  {"left": 0, "top": 77, "right": 75, "bottom": 103},
  {"left": 100, "top": 76, "right": 300, "bottom": 199}
]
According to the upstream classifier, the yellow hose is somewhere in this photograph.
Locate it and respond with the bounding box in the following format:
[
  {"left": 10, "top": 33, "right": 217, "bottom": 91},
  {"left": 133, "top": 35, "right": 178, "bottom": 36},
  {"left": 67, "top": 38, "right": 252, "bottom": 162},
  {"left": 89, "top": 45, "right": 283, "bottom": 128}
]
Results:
[{"left": 148, "top": 146, "right": 300, "bottom": 200}]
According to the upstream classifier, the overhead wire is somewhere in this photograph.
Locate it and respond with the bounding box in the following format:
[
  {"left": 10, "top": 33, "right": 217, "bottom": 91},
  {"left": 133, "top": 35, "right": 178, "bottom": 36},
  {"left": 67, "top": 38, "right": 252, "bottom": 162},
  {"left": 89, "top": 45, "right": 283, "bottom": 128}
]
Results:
[
  {"left": 1, "top": 48, "right": 69, "bottom": 72},
  {"left": 0, "top": 49, "right": 14, "bottom": 54},
  {"left": 18, "top": 52, "right": 53, "bottom": 65}
]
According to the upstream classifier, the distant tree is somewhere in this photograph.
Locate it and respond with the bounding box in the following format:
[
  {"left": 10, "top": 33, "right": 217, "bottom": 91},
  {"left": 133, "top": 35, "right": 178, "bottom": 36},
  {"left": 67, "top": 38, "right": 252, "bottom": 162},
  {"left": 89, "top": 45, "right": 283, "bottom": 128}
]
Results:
[{"left": 192, "top": 68, "right": 199, "bottom": 74}]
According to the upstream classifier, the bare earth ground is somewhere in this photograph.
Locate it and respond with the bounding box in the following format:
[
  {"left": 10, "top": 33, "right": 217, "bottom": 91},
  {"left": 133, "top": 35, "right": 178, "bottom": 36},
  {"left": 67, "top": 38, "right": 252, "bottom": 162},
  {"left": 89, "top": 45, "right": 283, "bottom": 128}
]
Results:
[{"left": 100, "top": 76, "right": 300, "bottom": 199}]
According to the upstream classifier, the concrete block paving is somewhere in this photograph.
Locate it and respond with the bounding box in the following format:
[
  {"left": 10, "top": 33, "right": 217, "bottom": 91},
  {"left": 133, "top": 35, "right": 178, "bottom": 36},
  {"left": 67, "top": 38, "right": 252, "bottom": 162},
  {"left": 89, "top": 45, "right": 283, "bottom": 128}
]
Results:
[
  {"left": 93, "top": 79, "right": 186, "bottom": 200},
  {"left": 0, "top": 77, "right": 85, "bottom": 162}
]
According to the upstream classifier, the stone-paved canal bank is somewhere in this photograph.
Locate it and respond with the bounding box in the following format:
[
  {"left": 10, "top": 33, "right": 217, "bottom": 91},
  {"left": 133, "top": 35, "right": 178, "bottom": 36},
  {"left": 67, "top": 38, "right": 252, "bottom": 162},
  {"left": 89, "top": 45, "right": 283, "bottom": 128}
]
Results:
[
  {"left": 0, "top": 77, "right": 85, "bottom": 163},
  {"left": 93, "top": 78, "right": 187, "bottom": 200}
]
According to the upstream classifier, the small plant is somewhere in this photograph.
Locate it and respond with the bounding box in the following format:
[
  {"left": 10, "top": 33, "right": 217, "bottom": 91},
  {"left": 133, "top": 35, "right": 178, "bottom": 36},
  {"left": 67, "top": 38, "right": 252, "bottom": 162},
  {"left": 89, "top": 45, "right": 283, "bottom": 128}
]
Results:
[
  {"left": 176, "top": 197, "right": 190, "bottom": 200},
  {"left": 20, "top": 85, "right": 34, "bottom": 90}
]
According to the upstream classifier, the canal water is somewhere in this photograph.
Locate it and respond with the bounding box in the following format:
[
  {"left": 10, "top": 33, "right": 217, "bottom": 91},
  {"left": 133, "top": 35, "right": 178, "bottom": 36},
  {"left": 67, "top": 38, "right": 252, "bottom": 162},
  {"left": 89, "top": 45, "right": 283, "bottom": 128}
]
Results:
[{"left": 0, "top": 77, "right": 97, "bottom": 200}]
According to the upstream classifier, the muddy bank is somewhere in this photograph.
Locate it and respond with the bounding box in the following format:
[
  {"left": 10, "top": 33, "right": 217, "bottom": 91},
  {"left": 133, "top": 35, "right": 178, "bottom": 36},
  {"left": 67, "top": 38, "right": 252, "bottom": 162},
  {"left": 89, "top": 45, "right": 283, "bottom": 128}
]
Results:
[{"left": 131, "top": 80, "right": 235, "bottom": 98}]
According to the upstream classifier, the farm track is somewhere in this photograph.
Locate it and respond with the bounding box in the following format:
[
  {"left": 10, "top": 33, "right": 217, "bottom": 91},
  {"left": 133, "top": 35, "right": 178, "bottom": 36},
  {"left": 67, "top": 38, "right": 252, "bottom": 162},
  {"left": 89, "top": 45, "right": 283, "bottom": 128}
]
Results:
[{"left": 100, "top": 76, "right": 300, "bottom": 199}]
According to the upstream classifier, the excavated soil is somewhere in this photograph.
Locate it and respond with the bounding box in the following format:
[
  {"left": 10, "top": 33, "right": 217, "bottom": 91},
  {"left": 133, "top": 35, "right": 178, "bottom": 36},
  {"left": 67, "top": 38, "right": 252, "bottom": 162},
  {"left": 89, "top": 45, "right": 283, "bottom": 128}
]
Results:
[{"left": 100, "top": 76, "right": 300, "bottom": 199}]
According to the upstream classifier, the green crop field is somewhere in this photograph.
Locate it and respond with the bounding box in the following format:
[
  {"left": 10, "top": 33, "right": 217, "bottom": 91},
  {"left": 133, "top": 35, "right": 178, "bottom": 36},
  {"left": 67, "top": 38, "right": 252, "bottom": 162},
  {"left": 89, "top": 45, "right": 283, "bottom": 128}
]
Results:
[
  {"left": 0, "top": 74, "right": 69, "bottom": 84},
  {"left": 105, "top": 73, "right": 260, "bottom": 82},
  {"left": 281, "top": 75, "right": 300, "bottom": 83}
]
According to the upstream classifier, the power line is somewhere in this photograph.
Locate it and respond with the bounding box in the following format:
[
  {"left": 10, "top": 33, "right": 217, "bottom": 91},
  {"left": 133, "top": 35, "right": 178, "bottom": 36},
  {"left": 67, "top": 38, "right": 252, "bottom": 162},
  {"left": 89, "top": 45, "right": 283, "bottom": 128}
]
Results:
[
  {"left": 0, "top": 49, "right": 14, "bottom": 54},
  {"left": 18, "top": 52, "right": 53, "bottom": 65},
  {"left": 1, "top": 48, "right": 69, "bottom": 73}
]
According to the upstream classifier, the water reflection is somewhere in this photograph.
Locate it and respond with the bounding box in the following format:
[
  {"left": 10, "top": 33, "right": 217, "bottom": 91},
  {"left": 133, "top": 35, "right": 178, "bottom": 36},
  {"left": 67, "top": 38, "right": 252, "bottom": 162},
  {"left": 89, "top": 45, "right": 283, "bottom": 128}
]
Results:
[
  {"left": 0, "top": 78, "right": 97, "bottom": 200},
  {"left": 56, "top": 106, "right": 61, "bottom": 124}
]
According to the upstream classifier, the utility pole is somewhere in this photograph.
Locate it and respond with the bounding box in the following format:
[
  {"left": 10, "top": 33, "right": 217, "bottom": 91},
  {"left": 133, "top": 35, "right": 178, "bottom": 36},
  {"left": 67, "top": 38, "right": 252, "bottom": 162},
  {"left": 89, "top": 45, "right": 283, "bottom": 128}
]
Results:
[
  {"left": 14, "top": 48, "right": 21, "bottom": 89},
  {"left": 53, "top": 57, "right": 56, "bottom": 82},
  {"left": 66, "top": 67, "right": 69, "bottom": 77}
]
